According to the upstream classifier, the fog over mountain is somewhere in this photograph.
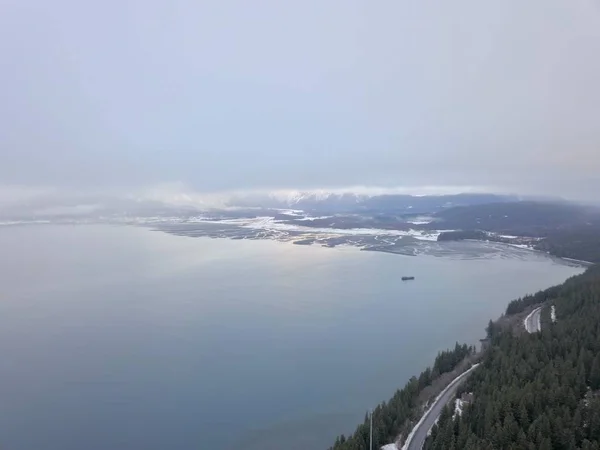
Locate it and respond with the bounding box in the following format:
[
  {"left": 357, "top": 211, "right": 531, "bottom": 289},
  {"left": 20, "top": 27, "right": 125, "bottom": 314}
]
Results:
[{"left": 0, "top": 184, "right": 507, "bottom": 220}]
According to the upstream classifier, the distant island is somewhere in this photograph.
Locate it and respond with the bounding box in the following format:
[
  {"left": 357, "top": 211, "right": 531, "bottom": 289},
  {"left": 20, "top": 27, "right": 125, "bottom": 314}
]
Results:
[{"left": 5, "top": 192, "right": 600, "bottom": 264}]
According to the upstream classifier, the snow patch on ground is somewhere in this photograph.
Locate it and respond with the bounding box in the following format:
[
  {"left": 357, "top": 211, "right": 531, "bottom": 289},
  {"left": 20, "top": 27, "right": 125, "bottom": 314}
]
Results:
[
  {"left": 561, "top": 257, "right": 594, "bottom": 265},
  {"left": 406, "top": 216, "right": 433, "bottom": 225},
  {"left": 197, "top": 216, "right": 446, "bottom": 241},
  {"left": 513, "top": 244, "right": 532, "bottom": 249},
  {"left": 551, "top": 305, "right": 556, "bottom": 323},
  {"left": 276, "top": 209, "right": 304, "bottom": 216},
  {"left": 505, "top": 243, "right": 534, "bottom": 250},
  {"left": 453, "top": 399, "right": 465, "bottom": 419},
  {"left": 381, "top": 444, "right": 398, "bottom": 450},
  {"left": 294, "top": 216, "right": 334, "bottom": 221}
]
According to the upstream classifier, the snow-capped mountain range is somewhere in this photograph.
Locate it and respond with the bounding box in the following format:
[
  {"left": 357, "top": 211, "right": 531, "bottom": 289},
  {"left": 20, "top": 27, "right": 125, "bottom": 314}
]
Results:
[{"left": 226, "top": 191, "right": 518, "bottom": 213}]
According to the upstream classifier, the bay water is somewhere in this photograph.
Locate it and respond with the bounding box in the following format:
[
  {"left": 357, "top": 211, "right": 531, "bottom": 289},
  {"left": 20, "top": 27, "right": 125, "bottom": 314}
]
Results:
[{"left": 0, "top": 225, "right": 583, "bottom": 450}]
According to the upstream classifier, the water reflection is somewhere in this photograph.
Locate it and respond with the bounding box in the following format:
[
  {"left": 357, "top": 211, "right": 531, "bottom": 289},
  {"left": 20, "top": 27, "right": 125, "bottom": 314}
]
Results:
[{"left": 0, "top": 225, "right": 584, "bottom": 450}]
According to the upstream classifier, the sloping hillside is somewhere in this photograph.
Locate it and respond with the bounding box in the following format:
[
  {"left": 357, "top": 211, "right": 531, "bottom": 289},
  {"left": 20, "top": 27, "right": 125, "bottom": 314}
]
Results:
[{"left": 426, "top": 266, "right": 600, "bottom": 449}]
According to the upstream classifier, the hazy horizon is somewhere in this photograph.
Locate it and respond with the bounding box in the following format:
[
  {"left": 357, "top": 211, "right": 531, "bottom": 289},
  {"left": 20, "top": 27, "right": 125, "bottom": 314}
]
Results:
[{"left": 2, "top": 1, "right": 600, "bottom": 202}]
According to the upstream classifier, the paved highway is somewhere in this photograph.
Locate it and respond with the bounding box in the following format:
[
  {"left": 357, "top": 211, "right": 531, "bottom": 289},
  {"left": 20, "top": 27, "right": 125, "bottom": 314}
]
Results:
[
  {"left": 403, "top": 364, "right": 479, "bottom": 450},
  {"left": 524, "top": 306, "right": 542, "bottom": 333},
  {"left": 398, "top": 308, "right": 540, "bottom": 450},
  {"left": 399, "top": 306, "right": 542, "bottom": 450}
]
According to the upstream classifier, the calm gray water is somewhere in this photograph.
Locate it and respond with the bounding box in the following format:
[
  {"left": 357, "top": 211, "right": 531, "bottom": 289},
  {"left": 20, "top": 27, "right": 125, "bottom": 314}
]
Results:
[{"left": 0, "top": 225, "right": 584, "bottom": 450}]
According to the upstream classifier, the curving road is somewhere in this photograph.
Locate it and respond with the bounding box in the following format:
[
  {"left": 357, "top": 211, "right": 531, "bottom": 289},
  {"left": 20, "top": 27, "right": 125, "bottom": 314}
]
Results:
[
  {"left": 524, "top": 306, "right": 542, "bottom": 333},
  {"left": 396, "top": 307, "right": 541, "bottom": 450},
  {"left": 403, "top": 364, "right": 479, "bottom": 450}
]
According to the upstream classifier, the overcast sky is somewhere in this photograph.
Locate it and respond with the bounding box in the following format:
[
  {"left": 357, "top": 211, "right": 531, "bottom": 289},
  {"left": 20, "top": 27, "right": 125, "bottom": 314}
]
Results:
[{"left": 1, "top": 0, "right": 600, "bottom": 200}]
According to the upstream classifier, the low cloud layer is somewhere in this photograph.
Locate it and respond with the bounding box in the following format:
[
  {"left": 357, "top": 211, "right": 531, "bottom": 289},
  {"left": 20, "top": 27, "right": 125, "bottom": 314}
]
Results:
[{"left": 1, "top": 1, "right": 599, "bottom": 200}]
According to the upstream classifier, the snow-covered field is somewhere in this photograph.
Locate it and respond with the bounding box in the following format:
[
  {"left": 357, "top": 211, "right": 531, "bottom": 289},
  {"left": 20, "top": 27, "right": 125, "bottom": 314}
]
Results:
[{"left": 173, "top": 215, "right": 446, "bottom": 241}]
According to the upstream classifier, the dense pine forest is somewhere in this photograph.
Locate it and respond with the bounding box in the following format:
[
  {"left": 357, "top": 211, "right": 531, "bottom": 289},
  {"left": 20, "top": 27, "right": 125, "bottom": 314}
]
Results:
[
  {"left": 425, "top": 265, "right": 600, "bottom": 449},
  {"left": 504, "top": 284, "right": 563, "bottom": 315},
  {"left": 432, "top": 201, "right": 600, "bottom": 263}
]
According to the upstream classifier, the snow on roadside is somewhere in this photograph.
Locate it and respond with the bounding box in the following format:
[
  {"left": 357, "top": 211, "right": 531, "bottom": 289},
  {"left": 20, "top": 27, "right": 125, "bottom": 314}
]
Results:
[
  {"left": 426, "top": 418, "right": 439, "bottom": 437},
  {"left": 381, "top": 445, "right": 398, "bottom": 450},
  {"left": 400, "top": 364, "right": 480, "bottom": 450}
]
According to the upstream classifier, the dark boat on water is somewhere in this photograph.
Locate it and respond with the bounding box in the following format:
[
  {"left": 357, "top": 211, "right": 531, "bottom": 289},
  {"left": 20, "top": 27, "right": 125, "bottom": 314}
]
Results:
[{"left": 402, "top": 276, "right": 415, "bottom": 281}]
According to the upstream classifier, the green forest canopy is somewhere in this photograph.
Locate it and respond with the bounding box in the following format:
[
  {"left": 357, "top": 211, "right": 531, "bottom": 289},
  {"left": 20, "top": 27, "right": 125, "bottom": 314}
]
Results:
[{"left": 426, "top": 266, "right": 600, "bottom": 449}]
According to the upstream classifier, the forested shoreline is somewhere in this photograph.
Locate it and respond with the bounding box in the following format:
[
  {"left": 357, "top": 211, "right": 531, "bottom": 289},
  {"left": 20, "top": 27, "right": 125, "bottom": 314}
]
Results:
[
  {"left": 329, "top": 263, "right": 600, "bottom": 450},
  {"left": 329, "top": 344, "right": 476, "bottom": 450},
  {"left": 437, "top": 229, "right": 600, "bottom": 264},
  {"left": 425, "top": 265, "right": 600, "bottom": 449}
]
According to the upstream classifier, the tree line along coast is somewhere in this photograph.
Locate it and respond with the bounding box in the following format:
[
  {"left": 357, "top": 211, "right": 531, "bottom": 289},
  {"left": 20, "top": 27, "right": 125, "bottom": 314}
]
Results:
[{"left": 329, "top": 247, "right": 600, "bottom": 450}]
